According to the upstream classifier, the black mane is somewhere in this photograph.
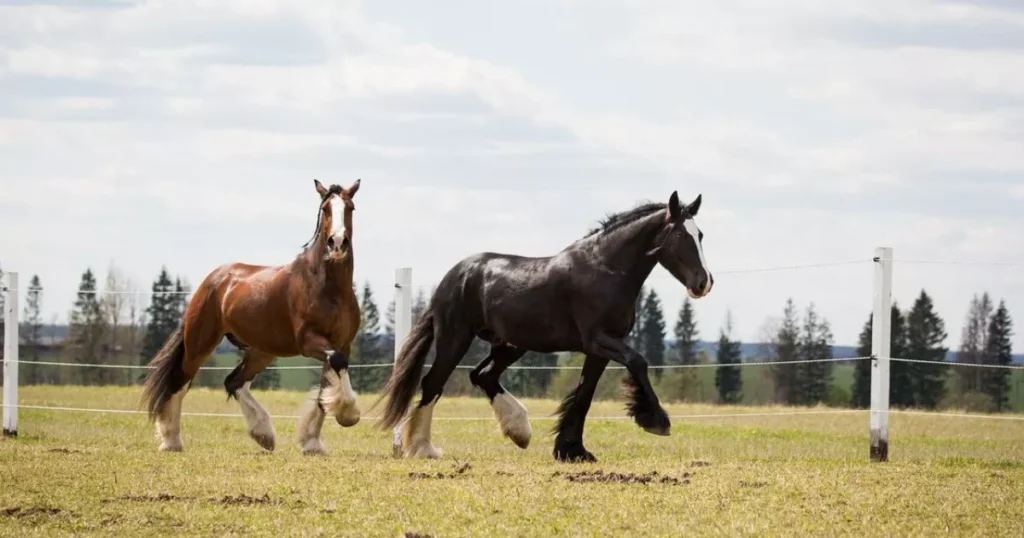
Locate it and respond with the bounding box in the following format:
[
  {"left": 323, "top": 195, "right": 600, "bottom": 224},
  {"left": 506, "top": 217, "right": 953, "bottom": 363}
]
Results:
[{"left": 584, "top": 202, "right": 666, "bottom": 238}]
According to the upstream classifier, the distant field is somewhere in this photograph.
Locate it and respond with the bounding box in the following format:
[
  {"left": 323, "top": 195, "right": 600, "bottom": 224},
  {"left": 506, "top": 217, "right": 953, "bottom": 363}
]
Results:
[{"left": 2, "top": 386, "right": 1022, "bottom": 537}]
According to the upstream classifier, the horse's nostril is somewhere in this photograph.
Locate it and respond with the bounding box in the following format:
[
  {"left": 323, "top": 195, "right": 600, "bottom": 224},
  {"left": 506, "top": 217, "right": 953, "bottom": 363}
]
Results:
[
  {"left": 341, "top": 237, "right": 350, "bottom": 250},
  {"left": 326, "top": 236, "right": 335, "bottom": 249}
]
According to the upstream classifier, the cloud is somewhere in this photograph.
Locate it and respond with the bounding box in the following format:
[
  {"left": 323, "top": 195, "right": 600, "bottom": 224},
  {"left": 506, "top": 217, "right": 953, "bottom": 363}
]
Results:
[{"left": 1, "top": 0, "right": 1022, "bottom": 353}]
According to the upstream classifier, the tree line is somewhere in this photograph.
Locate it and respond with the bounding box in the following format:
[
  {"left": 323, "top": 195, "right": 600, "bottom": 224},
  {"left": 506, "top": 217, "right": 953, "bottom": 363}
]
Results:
[{"left": 2, "top": 262, "right": 1017, "bottom": 413}]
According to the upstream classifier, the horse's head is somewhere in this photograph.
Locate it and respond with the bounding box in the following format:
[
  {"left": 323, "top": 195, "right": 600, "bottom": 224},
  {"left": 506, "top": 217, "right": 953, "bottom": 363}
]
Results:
[
  {"left": 649, "top": 191, "right": 713, "bottom": 299},
  {"left": 314, "top": 178, "right": 361, "bottom": 262}
]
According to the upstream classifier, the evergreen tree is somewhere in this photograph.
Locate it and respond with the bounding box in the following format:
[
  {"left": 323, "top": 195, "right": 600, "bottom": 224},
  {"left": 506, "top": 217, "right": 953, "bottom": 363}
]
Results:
[
  {"left": 906, "top": 290, "right": 948, "bottom": 409},
  {"left": 982, "top": 300, "right": 1013, "bottom": 412},
  {"left": 22, "top": 275, "right": 44, "bottom": 384},
  {"left": 412, "top": 288, "right": 430, "bottom": 323},
  {"left": 851, "top": 303, "right": 910, "bottom": 408},
  {"left": 674, "top": 298, "right": 699, "bottom": 365},
  {"left": 143, "top": 267, "right": 177, "bottom": 362},
  {"left": 671, "top": 297, "right": 701, "bottom": 400},
  {"left": 715, "top": 311, "right": 743, "bottom": 404},
  {"left": 23, "top": 275, "right": 43, "bottom": 359},
  {"left": 353, "top": 282, "right": 387, "bottom": 392},
  {"left": 771, "top": 298, "right": 801, "bottom": 405},
  {"left": 796, "top": 303, "right": 833, "bottom": 406},
  {"left": 852, "top": 312, "right": 873, "bottom": 408},
  {"left": 69, "top": 268, "right": 107, "bottom": 384},
  {"left": 640, "top": 289, "right": 666, "bottom": 376},
  {"left": 385, "top": 299, "right": 396, "bottom": 338}
]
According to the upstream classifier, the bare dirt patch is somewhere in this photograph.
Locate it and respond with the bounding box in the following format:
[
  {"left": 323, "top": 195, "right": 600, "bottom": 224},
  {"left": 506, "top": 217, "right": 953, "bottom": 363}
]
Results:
[
  {"left": 409, "top": 462, "right": 472, "bottom": 480},
  {"left": 217, "top": 494, "right": 276, "bottom": 506},
  {"left": 1, "top": 506, "right": 70, "bottom": 519},
  {"left": 554, "top": 470, "right": 692, "bottom": 486}
]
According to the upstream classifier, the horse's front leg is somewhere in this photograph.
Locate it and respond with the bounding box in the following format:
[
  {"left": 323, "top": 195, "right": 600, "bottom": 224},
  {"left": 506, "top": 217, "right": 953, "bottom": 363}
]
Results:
[
  {"left": 585, "top": 332, "right": 670, "bottom": 436},
  {"left": 296, "top": 333, "right": 360, "bottom": 455},
  {"left": 553, "top": 353, "right": 609, "bottom": 463}
]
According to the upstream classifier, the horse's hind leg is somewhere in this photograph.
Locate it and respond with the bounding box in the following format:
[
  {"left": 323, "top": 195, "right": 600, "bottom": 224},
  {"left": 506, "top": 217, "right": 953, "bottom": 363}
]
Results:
[
  {"left": 469, "top": 345, "right": 529, "bottom": 448},
  {"left": 151, "top": 295, "right": 222, "bottom": 452},
  {"left": 224, "top": 350, "right": 278, "bottom": 452},
  {"left": 402, "top": 323, "right": 474, "bottom": 459}
]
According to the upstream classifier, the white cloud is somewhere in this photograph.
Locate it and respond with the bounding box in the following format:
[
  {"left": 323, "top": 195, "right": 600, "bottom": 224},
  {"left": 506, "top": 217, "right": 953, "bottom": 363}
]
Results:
[{"left": 0, "top": 0, "right": 1022, "bottom": 352}]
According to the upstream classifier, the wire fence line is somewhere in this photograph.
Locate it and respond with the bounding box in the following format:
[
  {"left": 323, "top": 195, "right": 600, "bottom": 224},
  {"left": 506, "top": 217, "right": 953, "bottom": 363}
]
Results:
[
  {"left": 11, "top": 356, "right": 1024, "bottom": 371},
  {"left": 9, "top": 356, "right": 875, "bottom": 372},
  {"left": 0, "top": 403, "right": 870, "bottom": 422},
  {"left": 5, "top": 403, "right": 1024, "bottom": 422}
]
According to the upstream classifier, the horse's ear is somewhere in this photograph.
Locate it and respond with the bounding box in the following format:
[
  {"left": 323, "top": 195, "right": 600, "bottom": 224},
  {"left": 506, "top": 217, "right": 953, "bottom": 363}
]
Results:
[
  {"left": 687, "top": 194, "right": 702, "bottom": 216},
  {"left": 314, "top": 179, "right": 328, "bottom": 198},
  {"left": 347, "top": 179, "right": 361, "bottom": 197},
  {"left": 668, "top": 191, "right": 682, "bottom": 219}
]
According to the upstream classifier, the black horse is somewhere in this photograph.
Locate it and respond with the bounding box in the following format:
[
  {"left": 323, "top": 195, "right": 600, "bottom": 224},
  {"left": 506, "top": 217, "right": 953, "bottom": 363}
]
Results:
[{"left": 373, "top": 191, "right": 713, "bottom": 462}]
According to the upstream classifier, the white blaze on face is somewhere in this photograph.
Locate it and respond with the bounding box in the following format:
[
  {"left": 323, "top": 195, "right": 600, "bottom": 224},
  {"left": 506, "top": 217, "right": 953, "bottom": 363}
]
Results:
[
  {"left": 328, "top": 195, "right": 347, "bottom": 242},
  {"left": 683, "top": 219, "right": 711, "bottom": 294}
]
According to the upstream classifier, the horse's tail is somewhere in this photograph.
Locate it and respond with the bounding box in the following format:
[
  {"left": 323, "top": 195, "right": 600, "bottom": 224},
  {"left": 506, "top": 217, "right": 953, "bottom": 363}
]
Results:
[
  {"left": 140, "top": 324, "right": 189, "bottom": 421},
  {"left": 372, "top": 311, "right": 435, "bottom": 429}
]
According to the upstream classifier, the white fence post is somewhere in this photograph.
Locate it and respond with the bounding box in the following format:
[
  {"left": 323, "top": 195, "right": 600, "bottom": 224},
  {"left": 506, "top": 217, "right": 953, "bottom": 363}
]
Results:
[
  {"left": 391, "top": 267, "right": 413, "bottom": 457},
  {"left": 3, "top": 272, "right": 19, "bottom": 438},
  {"left": 870, "top": 247, "right": 892, "bottom": 462}
]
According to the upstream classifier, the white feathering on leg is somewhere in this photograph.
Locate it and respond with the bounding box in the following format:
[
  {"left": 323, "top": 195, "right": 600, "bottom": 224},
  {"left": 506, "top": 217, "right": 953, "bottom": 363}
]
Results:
[
  {"left": 297, "top": 388, "right": 327, "bottom": 456},
  {"left": 402, "top": 397, "right": 442, "bottom": 459},
  {"left": 320, "top": 368, "right": 361, "bottom": 427},
  {"left": 237, "top": 381, "right": 276, "bottom": 451},
  {"left": 491, "top": 392, "right": 532, "bottom": 449},
  {"left": 156, "top": 385, "right": 188, "bottom": 452}
]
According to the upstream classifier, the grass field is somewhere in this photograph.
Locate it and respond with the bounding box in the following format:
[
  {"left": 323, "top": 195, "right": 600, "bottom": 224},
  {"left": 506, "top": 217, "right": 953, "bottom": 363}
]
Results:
[{"left": 2, "top": 386, "right": 1023, "bottom": 537}]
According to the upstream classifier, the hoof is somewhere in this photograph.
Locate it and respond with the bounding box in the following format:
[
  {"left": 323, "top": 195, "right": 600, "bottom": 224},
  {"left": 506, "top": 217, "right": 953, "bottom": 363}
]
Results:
[
  {"left": 159, "top": 440, "right": 183, "bottom": 453},
  {"left": 404, "top": 442, "right": 443, "bottom": 459},
  {"left": 643, "top": 424, "right": 671, "bottom": 437},
  {"left": 301, "top": 438, "right": 326, "bottom": 456},
  {"left": 250, "top": 431, "right": 276, "bottom": 452},
  {"left": 335, "top": 414, "right": 360, "bottom": 428},
  {"left": 554, "top": 442, "right": 597, "bottom": 463}
]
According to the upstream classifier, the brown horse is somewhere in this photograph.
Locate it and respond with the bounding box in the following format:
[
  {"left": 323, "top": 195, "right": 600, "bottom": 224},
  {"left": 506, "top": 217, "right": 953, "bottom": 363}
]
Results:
[{"left": 141, "top": 179, "right": 363, "bottom": 455}]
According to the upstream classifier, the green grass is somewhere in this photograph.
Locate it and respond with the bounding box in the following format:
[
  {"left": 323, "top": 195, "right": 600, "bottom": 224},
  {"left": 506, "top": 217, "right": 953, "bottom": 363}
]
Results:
[{"left": 2, "top": 386, "right": 1023, "bottom": 537}]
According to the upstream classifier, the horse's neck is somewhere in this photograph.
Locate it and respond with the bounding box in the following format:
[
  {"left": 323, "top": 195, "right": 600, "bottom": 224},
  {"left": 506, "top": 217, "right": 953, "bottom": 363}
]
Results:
[
  {"left": 593, "top": 214, "right": 662, "bottom": 295},
  {"left": 300, "top": 245, "right": 354, "bottom": 298}
]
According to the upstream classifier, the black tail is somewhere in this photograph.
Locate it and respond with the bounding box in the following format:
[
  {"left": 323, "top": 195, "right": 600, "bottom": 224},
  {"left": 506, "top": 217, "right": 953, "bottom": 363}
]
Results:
[
  {"left": 372, "top": 312, "right": 435, "bottom": 429},
  {"left": 140, "top": 325, "right": 189, "bottom": 422}
]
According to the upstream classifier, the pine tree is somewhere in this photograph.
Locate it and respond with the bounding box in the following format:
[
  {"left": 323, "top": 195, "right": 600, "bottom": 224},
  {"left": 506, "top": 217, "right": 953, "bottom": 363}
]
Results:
[
  {"left": 69, "top": 268, "right": 107, "bottom": 384},
  {"left": 385, "top": 299, "right": 396, "bottom": 338},
  {"left": 353, "top": 282, "right": 387, "bottom": 392},
  {"left": 852, "top": 312, "right": 873, "bottom": 408},
  {"left": 906, "top": 290, "right": 948, "bottom": 409},
  {"left": 715, "top": 311, "right": 743, "bottom": 404},
  {"left": 640, "top": 289, "right": 666, "bottom": 376},
  {"left": 21, "top": 275, "right": 44, "bottom": 384},
  {"left": 23, "top": 275, "right": 43, "bottom": 359},
  {"left": 674, "top": 298, "right": 699, "bottom": 365},
  {"left": 143, "top": 267, "right": 176, "bottom": 362},
  {"left": 956, "top": 293, "right": 993, "bottom": 399},
  {"left": 982, "top": 300, "right": 1013, "bottom": 412},
  {"left": 796, "top": 303, "right": 833, "bottom": 406},
  {"left": 670, "top": 297, "right": 701, "bottom": 400},
  {"left": 772, "top": 298, "right": 801, "bottom": 405},
  {"left": 852, "top": 303, "right": 910, "bottom": 408}
]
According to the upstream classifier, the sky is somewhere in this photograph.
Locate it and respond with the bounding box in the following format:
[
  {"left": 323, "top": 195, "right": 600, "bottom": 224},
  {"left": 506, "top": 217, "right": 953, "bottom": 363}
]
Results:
[{"left": 1, "top": 0, "right": 1023, "bottom": 351}]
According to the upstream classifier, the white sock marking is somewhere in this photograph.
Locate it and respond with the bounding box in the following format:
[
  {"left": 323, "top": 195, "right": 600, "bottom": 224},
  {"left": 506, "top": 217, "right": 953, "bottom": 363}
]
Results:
[
  {"left": 402, "top": 397, "right": 442, "bottom": 459},
  {"left": 237, "top": 381, "right": 275, "bottom": 450},
  {"left": 491, "top": 392, "right": 532, "bottom": 449},
  {"left": 320, "top": 367, "right": 361, "bottom": 427},
  {"left": 297, "top": 388, "right": 327, "bottom": 455},
  {"left": 156, "top": 385, "right": 188, "bottom": 452}
]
